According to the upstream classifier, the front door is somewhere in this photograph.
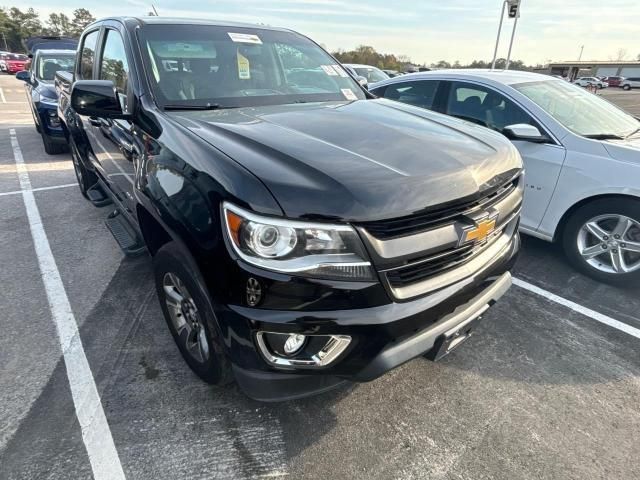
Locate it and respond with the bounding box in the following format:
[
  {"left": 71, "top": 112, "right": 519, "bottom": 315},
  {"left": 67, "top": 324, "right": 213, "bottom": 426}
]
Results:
[{"left": 89, "top": 27, "right": 138, "bottom": 218}]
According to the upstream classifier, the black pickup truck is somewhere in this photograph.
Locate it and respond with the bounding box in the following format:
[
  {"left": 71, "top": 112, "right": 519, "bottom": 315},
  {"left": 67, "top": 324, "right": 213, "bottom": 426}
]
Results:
[{"left": 56, "top": 17, "right": 523, "bottom": 401}]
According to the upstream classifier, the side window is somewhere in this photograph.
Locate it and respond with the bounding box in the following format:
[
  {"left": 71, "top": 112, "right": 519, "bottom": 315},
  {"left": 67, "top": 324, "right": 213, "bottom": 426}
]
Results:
[
  {"left": 380, "top": 80, "right": 440, "bottom": 110},
  {"left": 99, "top": 30, "right": 130, "bottom": 111},
  {"left": 446, "top": 81, "right": 534, "bottom": 132},
  {"left": 80, "top": 30, "right": 100, "bottom": 80}
]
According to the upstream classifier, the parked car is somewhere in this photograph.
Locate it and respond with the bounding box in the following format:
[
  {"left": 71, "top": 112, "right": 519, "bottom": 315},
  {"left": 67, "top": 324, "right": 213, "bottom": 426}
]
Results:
[
  {"left": 603, "top": 76, "right": 625, "bottom": 87},
  {"left": 4, "top": 53, "right": 29, "bottom": 74},
  {"left": 343, "top": 63, "right": 390, "bottom": 83},
  {"left": 56, "top": 18, "right": 522, "bottom": 401},
  {"left": 621, "top": 77, "right": 640, "bottom": 90},
  {"left": 574, "top": 76, "right": 608, "bottom": 88},
  {"left": 0, "top": 51, "right": 10, "bottom": 72},
  {"left": 16, "top": 49, "right": 76, "bottom": 153},
  {"left": 371, "top": 70, "right": 640, "bottom": 284},
  {"left": 383, "top": 69, "right": 401, "bottom": 78}
]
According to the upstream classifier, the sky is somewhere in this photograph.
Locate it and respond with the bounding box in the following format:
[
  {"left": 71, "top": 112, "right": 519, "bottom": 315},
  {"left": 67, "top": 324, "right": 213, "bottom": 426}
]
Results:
[{"left": 17, "top": 0, "right": 640, "bottom": 65}]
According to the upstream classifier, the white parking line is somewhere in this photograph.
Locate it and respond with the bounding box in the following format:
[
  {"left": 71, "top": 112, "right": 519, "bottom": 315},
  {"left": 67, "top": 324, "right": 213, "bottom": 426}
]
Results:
[
  {"left": 0, "top": 88, "right": 6, "bottom": 103},
  {"left": 10, "top": 129, "right": 126, "bottom": 480},
  {"left": 513, "top": 277, "right": 640, "bottom": 340},
  {"left": 0, "top": 183, "right": 77, "bottom": 197}
]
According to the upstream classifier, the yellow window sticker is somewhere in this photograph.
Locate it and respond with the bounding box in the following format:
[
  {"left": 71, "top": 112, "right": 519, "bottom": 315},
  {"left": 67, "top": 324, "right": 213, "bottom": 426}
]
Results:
[{"left": 237, "top": 50, "right": 251, "bottom": 80}]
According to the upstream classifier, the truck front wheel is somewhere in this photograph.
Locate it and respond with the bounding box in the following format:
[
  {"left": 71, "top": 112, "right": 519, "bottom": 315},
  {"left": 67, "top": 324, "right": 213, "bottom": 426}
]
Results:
[{"left": 153, "top": 242, "right": 233, "bottom": 385}]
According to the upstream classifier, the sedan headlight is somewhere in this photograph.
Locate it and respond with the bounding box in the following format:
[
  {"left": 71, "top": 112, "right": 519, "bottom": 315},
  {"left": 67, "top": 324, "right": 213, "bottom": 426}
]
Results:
[{"left": 223, "top": 202, "right": 374, "bottom": 281}]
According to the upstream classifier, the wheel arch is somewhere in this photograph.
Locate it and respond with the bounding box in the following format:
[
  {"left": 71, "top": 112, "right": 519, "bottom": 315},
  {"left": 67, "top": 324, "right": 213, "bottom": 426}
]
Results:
[{"left": 553, "top": 193, "right": 640, "bottom": 242}]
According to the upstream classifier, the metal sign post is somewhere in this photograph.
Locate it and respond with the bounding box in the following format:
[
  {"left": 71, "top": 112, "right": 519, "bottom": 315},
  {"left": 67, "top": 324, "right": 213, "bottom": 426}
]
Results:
[
  {"left": 491, "top": 0, "right": 521, "bottom": 70},
  {"left": 505, "top": 0, "right": 521, "bottom": 70},
  {"left": 491, "top": 1, "right": 507, "bottom": 70}
]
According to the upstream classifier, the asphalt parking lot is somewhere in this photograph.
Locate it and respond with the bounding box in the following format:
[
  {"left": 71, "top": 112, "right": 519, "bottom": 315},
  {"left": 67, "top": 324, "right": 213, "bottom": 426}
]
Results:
[{"left": 1, "top": 74, "right": 639, "bottom": 480}]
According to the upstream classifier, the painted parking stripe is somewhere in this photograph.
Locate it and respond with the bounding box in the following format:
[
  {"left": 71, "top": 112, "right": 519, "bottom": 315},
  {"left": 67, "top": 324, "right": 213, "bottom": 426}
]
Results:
[
  {"left": 10, "top": 129, "right": 126, "bottom": 480},
  {"left": 513, "top": 277, "right": 640, "bottom": 340},
  {"left": 0, "top": 183, "right": 77, "bottom": 197},
  {"left": 0, "top": 88, "right": 6, "bottom": 103}
]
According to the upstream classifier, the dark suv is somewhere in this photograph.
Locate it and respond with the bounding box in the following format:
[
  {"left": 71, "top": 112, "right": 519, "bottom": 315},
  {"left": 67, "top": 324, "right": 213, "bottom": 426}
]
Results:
[{"left": 56, "top": 17, "right": 523, "bottom": 401}]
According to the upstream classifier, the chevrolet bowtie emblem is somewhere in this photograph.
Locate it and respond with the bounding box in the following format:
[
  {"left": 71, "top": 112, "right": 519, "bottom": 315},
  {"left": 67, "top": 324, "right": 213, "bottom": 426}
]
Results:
[{"left": 461, "top": 216, "right": 498, "bottom": 245}]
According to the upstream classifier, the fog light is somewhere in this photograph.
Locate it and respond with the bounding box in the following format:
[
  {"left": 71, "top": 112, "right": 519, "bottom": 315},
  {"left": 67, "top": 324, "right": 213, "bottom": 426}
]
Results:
[{"left": 284, "top": 334, "right": 306, "bottom": 355}]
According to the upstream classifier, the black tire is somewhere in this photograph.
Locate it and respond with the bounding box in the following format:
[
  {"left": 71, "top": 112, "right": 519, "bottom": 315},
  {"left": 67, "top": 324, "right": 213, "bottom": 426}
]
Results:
[
  {"left": 42, "top": 131, "right": 68, "bottom": 155},
  {"left": 623, "top": 85, "right": 631, "bottom": 91},
  {"left": 562, "top": 198, "right": 640, "bottom": 285},
  {"left": 69, "top": 136, "right": 97, "bottom": 199},
  {"left": 153, "top": 242, "right": 233, "bottom": 385}
]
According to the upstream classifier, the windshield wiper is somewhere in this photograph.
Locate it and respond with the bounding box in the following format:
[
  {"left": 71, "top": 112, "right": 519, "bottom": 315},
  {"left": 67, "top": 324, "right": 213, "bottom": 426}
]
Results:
[
  {"left": 583, "top": 133, "right": 625, "bottom": 140},
  {"left": 163, "top": 103, "right": 223, "bottom": 111}
]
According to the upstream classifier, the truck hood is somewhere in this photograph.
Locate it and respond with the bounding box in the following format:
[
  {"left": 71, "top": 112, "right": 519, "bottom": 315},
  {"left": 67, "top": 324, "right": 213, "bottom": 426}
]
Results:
[{"left": 169, "top": 99, "right": 521, "bottom": 221}]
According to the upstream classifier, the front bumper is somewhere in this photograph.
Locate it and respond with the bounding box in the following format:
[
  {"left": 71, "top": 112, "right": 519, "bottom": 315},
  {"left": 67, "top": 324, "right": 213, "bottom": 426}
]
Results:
[{"left": 218, "top": 232, "right": 519, "bottom": 401}]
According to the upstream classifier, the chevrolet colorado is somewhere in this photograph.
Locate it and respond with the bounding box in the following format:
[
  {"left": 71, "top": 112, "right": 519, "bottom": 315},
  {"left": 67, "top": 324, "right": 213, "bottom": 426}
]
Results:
[{"left": 56, "top": 17, "right": 523, "bottom": 401}]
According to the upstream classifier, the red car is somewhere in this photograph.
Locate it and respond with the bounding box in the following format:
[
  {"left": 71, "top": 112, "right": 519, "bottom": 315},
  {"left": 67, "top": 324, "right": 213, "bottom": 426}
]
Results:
[
  {"left": 603, "top": 76, "right": 624, "bottom": 87},
  {"left": 5, "top": 53, "right": 29, "bottom": 74}
]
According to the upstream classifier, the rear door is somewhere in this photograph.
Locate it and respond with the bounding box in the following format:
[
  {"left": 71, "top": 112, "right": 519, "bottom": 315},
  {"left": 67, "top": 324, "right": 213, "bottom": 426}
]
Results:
[{"left": 439, "top": 81, "right": 567, "bottom": 232}]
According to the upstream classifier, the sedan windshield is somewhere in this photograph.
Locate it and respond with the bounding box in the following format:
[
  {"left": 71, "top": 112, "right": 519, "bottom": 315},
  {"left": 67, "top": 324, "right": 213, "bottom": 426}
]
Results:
[
  {"left": 36, "top": 54, "right": 75, "bottom": 81},
  {"left": 513, "top": 80, "right": 639, "bottom": 138},
  {"left": 140, "top": 24, "right": 366, "bottom": 109}
]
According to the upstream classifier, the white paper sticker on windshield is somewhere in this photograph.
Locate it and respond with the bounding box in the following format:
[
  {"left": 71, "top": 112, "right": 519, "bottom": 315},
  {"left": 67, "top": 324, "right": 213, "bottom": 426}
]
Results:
[
  {"left": 332, "top": 65, "right": 349, "bottom": 77},
  {"left": 341, "top": 88, "right": 358, "bottom": 101},
  {"left": 237, "top": 50, "right": 251, "bottom": 79},
  {"left": 321, "top": 65, "right": 338, "bottom": 76},
  {"left": 228, "top": 32, "right": 263, "bottom": 44}
]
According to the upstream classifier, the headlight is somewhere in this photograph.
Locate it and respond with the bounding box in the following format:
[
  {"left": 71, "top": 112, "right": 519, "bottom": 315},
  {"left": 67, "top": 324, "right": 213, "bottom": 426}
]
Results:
[{"left": 223, "top": 202, "right": 375, "bottom": 281}]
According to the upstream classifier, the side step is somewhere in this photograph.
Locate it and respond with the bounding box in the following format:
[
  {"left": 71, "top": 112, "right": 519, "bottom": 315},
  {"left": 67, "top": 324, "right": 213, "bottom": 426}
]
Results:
[
  {"left": 105, "top": 210, "right": 147, "bottom": 257},
  {"left": 86, "top": 183, "right": 113, "bottom": 207}
]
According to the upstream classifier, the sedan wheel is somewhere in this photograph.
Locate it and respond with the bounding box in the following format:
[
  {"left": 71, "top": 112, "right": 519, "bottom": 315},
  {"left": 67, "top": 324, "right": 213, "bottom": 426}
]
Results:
[
  {"left": 577, "top": 214, "right": 640, "bottom": 274},
  {"left": 563, "top": 198, "right": 640, "bottom": 285}
]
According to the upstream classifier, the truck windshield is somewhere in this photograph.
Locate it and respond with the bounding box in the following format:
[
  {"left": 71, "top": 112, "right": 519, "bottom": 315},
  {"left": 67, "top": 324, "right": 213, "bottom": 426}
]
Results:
[
  {"left": 513, "top": 79, "right": 639, "bottom": 138},
  {"left": 139, "top": 24, "right": 366, "bottom": 109},
  {"left": 36, "top": 54, "right": 75, "bottom": 82}
]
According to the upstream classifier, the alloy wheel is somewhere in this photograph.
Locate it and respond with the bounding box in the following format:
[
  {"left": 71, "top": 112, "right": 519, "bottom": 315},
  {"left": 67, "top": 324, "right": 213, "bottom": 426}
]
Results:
[
  {"left": 577, "top": 214, "right": 640, "bottom": 274},
  {"left": 162, "top": 272, "right": 210, "bottom": 363}
]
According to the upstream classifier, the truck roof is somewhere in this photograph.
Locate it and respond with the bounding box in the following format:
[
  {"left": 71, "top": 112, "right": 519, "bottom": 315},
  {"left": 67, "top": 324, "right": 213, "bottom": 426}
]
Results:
[{"left": 92, "top": 16, "right": 293, "bottom": 33}]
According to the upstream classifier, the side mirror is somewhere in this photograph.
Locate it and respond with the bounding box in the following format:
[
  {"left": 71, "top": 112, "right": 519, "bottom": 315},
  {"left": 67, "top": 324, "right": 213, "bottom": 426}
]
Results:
[
  {"left": 16, "top": 70, "right": 31, "bottom": 83},
  {"left": 356, "top": 76, "right": 368, "bottom": 89},
  {"left": 71, "top": 80, "right": 129, "bottom": 119},
  {"left": 503, "top": 123, "right": 548, "bottom": 143}
]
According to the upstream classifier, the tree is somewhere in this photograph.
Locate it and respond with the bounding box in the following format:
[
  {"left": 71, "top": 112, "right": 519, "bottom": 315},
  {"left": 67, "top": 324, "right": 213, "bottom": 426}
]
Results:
[
  {"left": 46, "top": 13, "right": 72, "bottom": 36},
  {"left": 70, "top": 8, "right": 95, "bottom": 37},
  {"left": 611, "top": 48, "right": 628, "bottom": 61}
]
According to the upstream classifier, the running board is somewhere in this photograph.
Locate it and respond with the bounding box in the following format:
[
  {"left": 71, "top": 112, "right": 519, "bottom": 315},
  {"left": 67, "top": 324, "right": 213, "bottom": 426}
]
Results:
[
  {"left": 105, "top": 210, "right": 146, "bottom": 256},
  {"left": 86, "top": 182, "right": 113, "bottom": 207}
]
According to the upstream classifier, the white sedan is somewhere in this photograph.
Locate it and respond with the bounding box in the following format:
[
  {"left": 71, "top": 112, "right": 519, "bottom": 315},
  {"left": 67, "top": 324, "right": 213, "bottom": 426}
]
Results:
[
  {"left": 574, "top": 76, "right": 608, "bottom": 88},
  {"left": 370, "top": 70, "right": 640, "bottom": 284}
]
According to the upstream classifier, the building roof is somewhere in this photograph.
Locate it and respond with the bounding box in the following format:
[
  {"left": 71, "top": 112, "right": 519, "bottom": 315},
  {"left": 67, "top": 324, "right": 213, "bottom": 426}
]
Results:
[{"left": 549, "top": 61, "right": 640, "bottom": 66}]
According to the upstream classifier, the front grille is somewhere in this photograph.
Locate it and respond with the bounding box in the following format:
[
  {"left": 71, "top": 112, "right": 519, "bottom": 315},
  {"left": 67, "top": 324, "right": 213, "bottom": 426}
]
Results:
[
  {"left": 361, "top": 176, "right": 520, "bottom": 240},
  {"left": 385, "top": 230, "right": 503, "bottom": 288}
]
